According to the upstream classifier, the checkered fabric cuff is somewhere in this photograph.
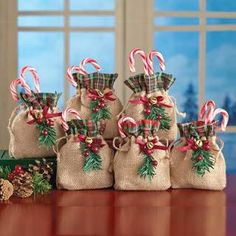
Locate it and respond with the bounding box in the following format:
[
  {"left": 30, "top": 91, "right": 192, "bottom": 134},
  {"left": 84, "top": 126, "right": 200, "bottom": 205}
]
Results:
[
  {"left": 124, "top": 72, "right": 176, "bottom": 94},
  {"left": 178, "top": 121, "right": 216, "bottom": 139},
  {"left": 66, "top": 119, "right": 106, "bottom": 137},
  {"left": 73, "top": 72, "right": 118, "bottom": 90},
  {"left": 19, "top": 92, "right": 61, "bottom": 110}
]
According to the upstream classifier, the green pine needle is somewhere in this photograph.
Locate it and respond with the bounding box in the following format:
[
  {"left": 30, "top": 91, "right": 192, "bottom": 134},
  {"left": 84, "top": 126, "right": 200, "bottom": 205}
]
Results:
[
  {"left": 138, "top": 155, "right": 156, "bottom": 181},
  {"left": 191, "top": 149, "right": 215, "bottom": 176},
  {"left": 145, "top": 106, "right": 171, "bottom": 131},
  {"left": 90, "top": 100, "right": 111, "bottom": 122},
  {"left": 0, "top": 166, "right": 11, "bottom": 179},
  {"left": 83, "top": 151, "right": 102, "bottom": 172},
  {"left": 33, "top": 173, "right": 52, "bottom": 195}
]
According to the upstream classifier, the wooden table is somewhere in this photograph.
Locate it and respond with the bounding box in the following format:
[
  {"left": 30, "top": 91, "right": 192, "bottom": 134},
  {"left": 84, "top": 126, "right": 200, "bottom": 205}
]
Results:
[{"left": 0, "top": 175, "right": 235, "bottom": 236}]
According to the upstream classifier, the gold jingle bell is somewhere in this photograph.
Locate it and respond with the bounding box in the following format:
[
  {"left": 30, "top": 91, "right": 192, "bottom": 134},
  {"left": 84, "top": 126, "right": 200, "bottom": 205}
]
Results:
[
  {"left": 147, "top": 142, "right": 154, "bottom": 149},
  {"left": 149, "top": 96, "right": 157, "bottom": 105},
  {"left": 195, "top": 139, "right": 203, "bottom": 147},
  {"left": 35, "top": 110, "right": 43, "bottom": 119},
  {"left": 96, "top": 89, "right": 104, "bottom": 97},
  {"left": 201, "top": 136, "right": 207, "bottom": 141},
  {"left": 85, "top": 137, "right": 93, "bottom": 144}
]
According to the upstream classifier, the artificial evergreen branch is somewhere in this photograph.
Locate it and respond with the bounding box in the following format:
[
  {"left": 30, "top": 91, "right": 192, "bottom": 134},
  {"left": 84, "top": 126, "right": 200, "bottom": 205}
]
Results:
[
  {"left": 138, "top": 155, "right": 156, "bottom": 181},
  {"left": 83, "top": 151, "right": 102, "bottom": 172},
  {"left": 0, "top": 166, "right": 11, "bottom": 180},
  {"left": 90, "top": 100, "right": 111, "bottom": 122},
  {"left": 32, "top": 173, "right": 52, "bottom": 195}
]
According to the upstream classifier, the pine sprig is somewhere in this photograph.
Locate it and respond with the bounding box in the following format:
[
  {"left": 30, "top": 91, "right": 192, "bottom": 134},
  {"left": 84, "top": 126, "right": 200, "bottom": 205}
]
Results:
[
  {"left": 32, "top": 173, "right": 52, "bottom": 195},
  {"left": 145, "top": 106, "right": 171, "bottom": 131},
  {"left": 191, "top": 149, "right": 214, "bottom": 176},
  {"left": 35, "top": 122, "right": 57, "bottom": 149},
  {"left": 138, "top": 155, "right": 156, "bottom": 181},
  {"left": 90, "top": 100, "right": 111, "bottom": 122},
  {"left": 0, "top": 166, "right": 11, "bottom": 180},
  {"left": 83, "top": 151, "right": 102, "bottom": 172}
]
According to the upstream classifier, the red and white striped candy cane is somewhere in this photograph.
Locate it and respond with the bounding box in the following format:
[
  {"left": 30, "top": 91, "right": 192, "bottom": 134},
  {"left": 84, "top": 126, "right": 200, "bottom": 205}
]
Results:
[
  {"left": 128, "top": 48, "right": 150, "bottom": 76},
  {"left": 147, "top": 49, "right": 165, "bottom": 74},
  {"left": 67, "top": 66, "right": 87, "bottom": 87},
  {"left": 199, "top": 100, "right": 216, "bottom": 124},
  {"left": 10, "top": 78, "right": 32, "bottom": 101},
  {"left": 212, "top": 108, "right": 229, "bottom": 131},
  {"left": 61, "top": 107, "right": 82, "bottom": 131},
  {"left": 20, "top": 66, "right": 40, "bottom": 93},
  {"left": 79, "top": 58, "right": 101, "bottom": 74},
  {"left": 118, "top": 116, "right": 137, "bottom": 138}
]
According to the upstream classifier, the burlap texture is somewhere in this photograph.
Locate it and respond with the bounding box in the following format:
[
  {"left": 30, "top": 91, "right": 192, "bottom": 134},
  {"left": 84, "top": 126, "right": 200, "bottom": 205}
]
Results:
[
  {"left": 57, "top": 135, "right": 113, "bottom": 190},
  {"left": 113, "top": 136, "right": 171, "bottom": 190},
  {"left": 170, "top": 136, "right": 226, "bottom": 190},
  {"left": 124, "top": 90, "right": 177, "bottom": 141},
  {"left": 8, "top": 108, "right": 64, "bottom": 159},
  {"left": 66, "top": 88, "right": 123, "bottom": 139}
]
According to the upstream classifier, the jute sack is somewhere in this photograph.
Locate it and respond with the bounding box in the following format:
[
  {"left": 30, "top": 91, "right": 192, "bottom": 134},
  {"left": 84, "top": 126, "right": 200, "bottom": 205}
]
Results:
[
  {"left": 122, "top": 72, "right": 178, "bottom": 142},
  {"left": 66, "top": 72, "right": 123, "bottom": 139},
  {"left": 170, "top": 121, "right": 226, "bottom": 190},
  {"left": 113, "top": 119, "right": 171, "bottom": 191},
  {"left": 56, "top": 119, "right": 113, "bottom": 190},
  {"left": 8, "top": 92, "right": 64, "bottom": 159}
]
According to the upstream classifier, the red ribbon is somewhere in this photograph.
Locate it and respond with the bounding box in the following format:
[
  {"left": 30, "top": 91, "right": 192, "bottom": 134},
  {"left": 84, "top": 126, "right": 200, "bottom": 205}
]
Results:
[
  {"left": 75, "top": 134, "right": 105, "bottom": 150},
  {"left": 129, "top": 95, "right": 172, "bottom": 108},
  {"left": 178, "top": 138, "right": 210, "bottom": 152},
  {"left": 136, "top": 137, "right": 168, "bottom": 156},
  {"left": 27, "top": 106, "right": 62, "bottom": 125},
  {"left": 88, "top": 89, "right": 116, "bottom": 101}
]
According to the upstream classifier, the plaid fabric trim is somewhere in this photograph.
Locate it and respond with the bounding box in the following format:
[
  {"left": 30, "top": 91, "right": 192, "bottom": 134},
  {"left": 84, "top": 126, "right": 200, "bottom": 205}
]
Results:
[
  {"left": 73, "top": 72, "right": 118, "bottom": 90},
  {"left": 19, "top": 92, "right": 61, "bottom": 109},
  {"left": 66, "top": 119, "right": 105, "bottom": 137},
  {"left": 124, "top": 72, "right": 176, "bottom": 94},
  {"left": 178, "top": 121, "right": 216, "bottom": 139}
]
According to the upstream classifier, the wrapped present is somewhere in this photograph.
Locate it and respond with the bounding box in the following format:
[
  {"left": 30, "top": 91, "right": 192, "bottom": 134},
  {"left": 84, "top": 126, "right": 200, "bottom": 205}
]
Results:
[
  {"left": 56, "top": 108, "right": 113, "bottom": 190},
  {"left": 120, "top": 48, "right": 184, "bottom": 142},
  {"left": 8, "top": 66, "right": 64, "bottom": 159},
  {"left": 170, "top": 100, "right": 229, "bottom": 190},
  {"left": 66, "top": 58, "right": 123, "bottom": 139},
  {"left": 113, "top": 117, "right": 171, "bottom": 191}
]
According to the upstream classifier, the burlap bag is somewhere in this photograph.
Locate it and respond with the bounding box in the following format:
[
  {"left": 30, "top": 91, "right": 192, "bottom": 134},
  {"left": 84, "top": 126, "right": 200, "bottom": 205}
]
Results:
[
  {"left": 113, "top": 120, "right": 171, "bottom": 190},
  {"left": 8, "top": 92, "right": 64, "bottom": 159},
  {"left": 57, "top": 119, "right": 113, "bottom": 190},
  {"left": 122, "top": 72, "right": 178, "bottom": 142},
  {"left": 66, "top": 72, "right": 123, "bottom": 139},
  {"left": 170, "top": 121, "right": 226, "bottom": 190}
]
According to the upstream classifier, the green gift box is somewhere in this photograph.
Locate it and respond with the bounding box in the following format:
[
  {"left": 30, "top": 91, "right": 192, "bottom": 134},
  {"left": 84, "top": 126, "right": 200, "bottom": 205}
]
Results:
[{"left": 0, "top": 150, "right": 57, "bottom": 188}]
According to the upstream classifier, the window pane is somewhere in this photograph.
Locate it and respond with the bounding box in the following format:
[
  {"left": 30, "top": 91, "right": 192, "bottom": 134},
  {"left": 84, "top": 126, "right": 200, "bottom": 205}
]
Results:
[
  {"left": 154, "top": 0, "right": 199, "bottom": 11},
  {"left": 70, "top": 16, "right": 115, "bottom": 27},
  {"left": 69, "top": 32, "right": 115, "bottom": 95},
  {"left": 18, "top": 32, "right": 64, "bottom": 109},
  {"left": 207, "top": 18, "right": 236, "bottom": 25},
  {"left": 219, "top": 133, "right": 236, "bottom": 174},
  {"left": 18, "top": 0, "right": 64, "bottom": 11},
  {"left": 18, "top": 16, "right": 64, "bottom": 27},
  {"left": 154, "top": 17, "right": 199, "bottom": 26},
  {"left": 206, "top": 31, "right": 236, "bottom": 125},
  {"left": 154, "top": 32, "right": 199, "bottom": 122},
  {"left": 207, "top": 0, "right": 236, "bottom": 12},
  {"left": 70, "top": 0, "right": 115, "bottom": 10}
]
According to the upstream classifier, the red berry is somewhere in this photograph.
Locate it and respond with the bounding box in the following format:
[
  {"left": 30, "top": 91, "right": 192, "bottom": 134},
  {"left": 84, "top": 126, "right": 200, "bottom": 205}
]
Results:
[
  {"left": 157, "top": 115, "right": 162, "bottom": 120},
  {"left": 99, "top": 102, "right": 106, "bottom": 108},
  {"left": 152, "top": 160, "right": 158, "bottom": 167},
  {"left": 46, "top": 119, "right": 54, "bottom": 126},
  {"left": 37, "top": 118, "right": 43, "bottom": 124},
  {"left": 42, "top": 129, "right": 48, "bottom": 136},
  {"left": 84, "top": 150, "right": 90, "bottom": 157},
  {"left": 15, "top": 165, "right": 22, "bottom": 171},
  {"left": 87, "top": 143, "right": 92, "bottom": 148},
  {"left": 92, "top": 97, "right": 97, "bottom": 101},
  {"left": 92, "top": 146, "right": 99, "bottom": 153},
  {"left": 8, "top": 173, "right": 14, "bottom": 181},
  {"left": 92, "top": 107, "right": 99, "bottom": 112},
  {"left": 144, "top": 108, "right": 151, "bottom": 114},
  {"left": 197, "top": 155, "right": 203, "bottom": 161}
]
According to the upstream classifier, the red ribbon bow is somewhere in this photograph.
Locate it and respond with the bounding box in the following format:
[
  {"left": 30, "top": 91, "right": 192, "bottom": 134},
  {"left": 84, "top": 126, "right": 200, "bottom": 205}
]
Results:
[
  {"left": 88, "top": 89, "right": 116, "bottom": 101},
  {"left": 27, "top": 106, "right": 62, "bottom": 125},
  {"left": 136, "top": 137, "right": 168, "bottom": 156},
  {"left": 129, "top": 95, "right": 172, "bottom": 108}
]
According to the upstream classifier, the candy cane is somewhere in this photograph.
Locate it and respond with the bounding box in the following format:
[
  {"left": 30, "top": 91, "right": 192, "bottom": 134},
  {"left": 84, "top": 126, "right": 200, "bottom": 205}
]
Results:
[
  {"left": 118, "top": 116, "right": 137, "bottom": 138},
  {"left": 20, "top": 66, "right": 40, "bottom": 93},
  {"left": 212, "top": 108, "right": 229, "bottom": 131},
  {"left": 199, "top": 100, "right": 216, "bottom": 124},
  {"left": 10, "top": 78, "right": 32, "bottom": 101},
  {"left": 128, "top": 48, "right": 150, "bottom": 76},
  {"left": 67, "top": 66, "right": 87, "bottom": 87},
  {"left": 61, "top": 107, "right": 82, "bottom": 131},
  {"left": 147, "top": 49, "right": 165, "bottom": 74},
  {"left": 79, "top": 58, "right": 101, "bottom": 74}
]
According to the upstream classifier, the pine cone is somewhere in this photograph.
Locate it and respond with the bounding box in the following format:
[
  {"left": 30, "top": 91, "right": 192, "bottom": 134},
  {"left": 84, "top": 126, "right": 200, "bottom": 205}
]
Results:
[
  {"left": 0, "top": 178, "right": 14, "bottom": 201},
  {"left": 12, "top": 172, "right": 33, "bottom": 198},
  {"left": 28, "top": 159, "right": 53, "bottom": 181}
]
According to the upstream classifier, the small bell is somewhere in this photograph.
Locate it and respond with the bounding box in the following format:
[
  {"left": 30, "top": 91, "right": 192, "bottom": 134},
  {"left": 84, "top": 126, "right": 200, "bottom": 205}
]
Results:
[
  {"left": 35, "top": 110, "right": 43, "bottom": 119},
  {"left": 201, "top": 136, "right": 207, "bottom": 141},
  {"left": 96, "top": 89, "right": 104, "bottom": 97},
  {"left": 149, "top": 96, "right": 157, "bottom": 105},
  {"left": 195, "top": 139, "right": 203, "bottom": 147},
  {"left": 85, "top": 137, "right": 93, "bottom": 144},
  {"left": 147, "top": 142, "right": 154, "bottom": 149}
]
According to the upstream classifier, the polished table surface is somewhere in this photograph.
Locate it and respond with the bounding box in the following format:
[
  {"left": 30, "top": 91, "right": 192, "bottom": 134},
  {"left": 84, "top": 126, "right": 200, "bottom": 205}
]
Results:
[{"left": 0, "top": 175, "right": 235, "bottom": 236}]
